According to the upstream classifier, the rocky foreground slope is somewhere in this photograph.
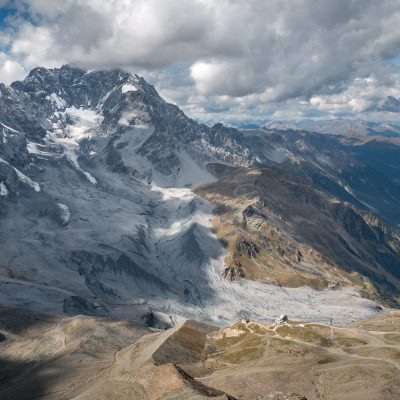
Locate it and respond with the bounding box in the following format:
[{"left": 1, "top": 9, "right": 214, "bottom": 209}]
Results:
[
  {"left": 0, "top": 306, "right": 399, "bottom": 400},
  {"left": 0, "top": 65, "right": 400, "bottom": 325}
]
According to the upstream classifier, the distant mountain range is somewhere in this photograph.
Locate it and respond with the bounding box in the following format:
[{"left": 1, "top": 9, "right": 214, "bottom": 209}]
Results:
[
  {"left": 204, "top": 117, "right": 400, "bottom": 138},
  {"left": 264, "top": 118, "right": 400, "bottom": 137}
]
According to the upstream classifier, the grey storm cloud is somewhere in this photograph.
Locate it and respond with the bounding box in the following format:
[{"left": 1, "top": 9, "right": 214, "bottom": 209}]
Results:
[{"left": 1, "top": 0, "right": 400, "bottom": 121}]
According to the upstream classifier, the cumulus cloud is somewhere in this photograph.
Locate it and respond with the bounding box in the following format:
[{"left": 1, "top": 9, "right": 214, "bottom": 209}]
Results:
[
  {"left": 1, "top": 0, "right": 400, "bottom": 121},
  {"left": 10, "top": 0, "right": 211, "bottom": 68},
  {"left": 0, "top": 54, "right": 25, "bottom": 84}
]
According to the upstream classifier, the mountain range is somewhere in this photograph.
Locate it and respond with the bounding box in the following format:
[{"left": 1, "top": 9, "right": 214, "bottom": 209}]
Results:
[
  {"left": 1, "top": 65, "right": 400, "bottom": 328},
  {"left": 264, "top": 118, "right": 400, "bottom": 137}
]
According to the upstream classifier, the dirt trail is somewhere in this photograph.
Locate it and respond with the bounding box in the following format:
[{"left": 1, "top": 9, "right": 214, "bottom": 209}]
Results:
[{"left": 269, "top": 323, "right": 400, "bottom": 372}]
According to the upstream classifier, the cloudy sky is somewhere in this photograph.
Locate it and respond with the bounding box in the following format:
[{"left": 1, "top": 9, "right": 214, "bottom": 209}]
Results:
[{"left": 1, "top": 0, "right": 400, "bottom": 124}]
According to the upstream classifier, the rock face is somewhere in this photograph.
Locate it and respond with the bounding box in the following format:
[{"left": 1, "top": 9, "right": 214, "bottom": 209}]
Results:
[{"left": 0, "top": 65, "right": 400, "bottom": 325}]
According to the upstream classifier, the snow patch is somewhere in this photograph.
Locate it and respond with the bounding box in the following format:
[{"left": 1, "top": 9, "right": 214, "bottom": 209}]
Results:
[
  {"left": 0, "top": 122, "right": 19, "bottom": 133},
  {"left": 27, "top": 141, "right": 55, "bottom": 158},
  {"left": 65, "top": 107, "right": 102, "bottom": 124},
  {"left": 97, "top": 87, "right": 118, "bottom": 111},
  {"left": 0, "top": 157, "right": 41, "bottom": 192},
  {"left": 171, "top": 150, "right": 215, "bottom": 187},
  {"left": 342, "top": 183, "right": 376, "bottom": 210},
  {"left": 1, "top": 122, "right": 20, "bottom": 143},
  {"left": 121, "top": 83, "right": 138, "bottom": 93},
  {"left": 66, "top": 154, "right": 97, "bottom": 184},
  {"left": 265, "top": 147, "right": 289, "bottom": 163},
  {"left": 57, "top": 203, "right": 71, "bottom": 225},
  {"left": 0, "top": 181, "right": 8, "bottom": 196},
  {"left": 142, "top": 149, "right": 215, "bottom": 188},
  {"left": 13, "top": 167, "right": 41, "bottom": 192},
  {"left": 46, "top": 93, "right": 66, "bottom": 109}
]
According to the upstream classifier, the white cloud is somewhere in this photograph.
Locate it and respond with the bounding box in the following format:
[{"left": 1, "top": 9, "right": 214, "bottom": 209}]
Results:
[
  {"left": 0, "top": 54, "right": 25, "bottom": 84},
  {"left": 11, "top": 24, "right": 61, "bottom": 67},
  {"left": 0, "top": 0, "right": 400, "bottom": 121}
]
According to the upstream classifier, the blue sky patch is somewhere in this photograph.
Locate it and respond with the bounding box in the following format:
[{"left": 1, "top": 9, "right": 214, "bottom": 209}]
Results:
[
  {"left": 0, "top": 4, "right": 16, "bottom": 29},
  {"left": 390, "top": 55, "right": 400, "bottom": 67}
]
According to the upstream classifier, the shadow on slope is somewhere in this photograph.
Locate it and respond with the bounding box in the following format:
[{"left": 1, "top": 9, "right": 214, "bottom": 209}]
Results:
[{"left": 0, "top": 306, "right": 148, "bottom": 400}]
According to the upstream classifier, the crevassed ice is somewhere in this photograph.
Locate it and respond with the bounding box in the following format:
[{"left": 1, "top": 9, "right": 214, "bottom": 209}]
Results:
[{"left": 45, "top": 107, "right": 102, "bottom": 184}]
